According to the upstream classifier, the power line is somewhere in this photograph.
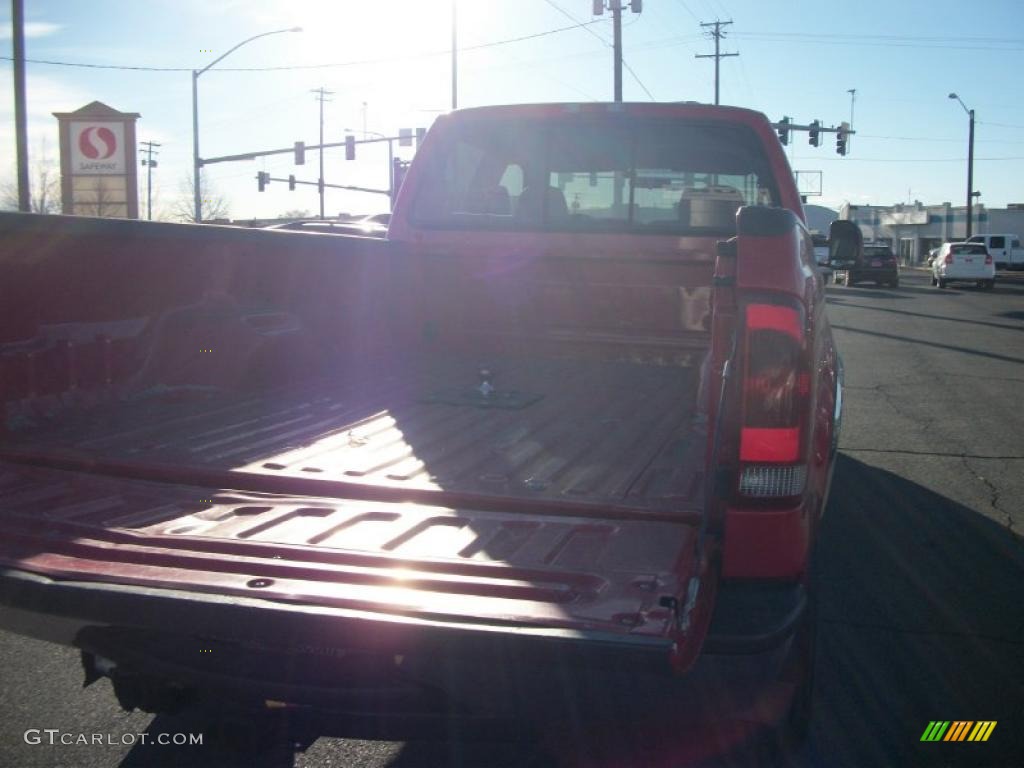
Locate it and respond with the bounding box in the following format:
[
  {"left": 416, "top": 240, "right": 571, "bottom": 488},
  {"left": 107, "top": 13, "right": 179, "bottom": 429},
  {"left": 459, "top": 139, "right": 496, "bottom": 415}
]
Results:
[
  {"left": 0, "top": 19, "right": 611, "bottom": 73},
  {"left": 790, "top": 155, "right": 1024, "bottom": 163},
  {"left": 543, "top": 0, "right": 611, "bottom": 45},
  {"left": 855, "top": 133, "right": 1024, "bottom": 144},
  {"left": 481, "top": 7, "right": 601, "bottom": 100},
  {"left": 674, "top": 0, "right": 702, "bottom": 23},
  {"left": 978, "top": 120, "right": 1024, "bottom": 130},
  {"left": 738, "top": 31, "right": 1024, "bottom": 44},
  {"left": 731, "top": 32, "right": 1024, "bottom": 52},
  {"left": 621, "top": 59, "right": 655, "bottom": 100},
  {"left": 544, "top": 0, "right": 653, "bottom": 101}
]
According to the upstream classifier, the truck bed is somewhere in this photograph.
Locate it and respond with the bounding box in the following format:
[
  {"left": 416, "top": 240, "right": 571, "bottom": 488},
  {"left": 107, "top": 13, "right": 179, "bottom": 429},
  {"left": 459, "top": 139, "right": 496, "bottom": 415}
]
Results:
[
  {"left": 4, "top": 356, "right": 704, "bottom": 511},
  {"left": 0, "top": 356, "right": 706, "bottom": 642}
]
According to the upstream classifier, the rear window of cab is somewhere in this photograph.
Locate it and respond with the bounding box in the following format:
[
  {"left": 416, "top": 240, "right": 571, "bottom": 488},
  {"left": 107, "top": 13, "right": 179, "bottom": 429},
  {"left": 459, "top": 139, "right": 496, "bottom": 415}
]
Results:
[{"left": 411, "top": 115, "right": 780, "bottom": 236}]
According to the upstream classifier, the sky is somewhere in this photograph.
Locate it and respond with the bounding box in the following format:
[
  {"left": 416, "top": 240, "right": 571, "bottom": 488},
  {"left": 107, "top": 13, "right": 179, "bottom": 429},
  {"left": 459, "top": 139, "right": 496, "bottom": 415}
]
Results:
[{"left": 2, "top": 0, "right": 1024, "bottom": 220}]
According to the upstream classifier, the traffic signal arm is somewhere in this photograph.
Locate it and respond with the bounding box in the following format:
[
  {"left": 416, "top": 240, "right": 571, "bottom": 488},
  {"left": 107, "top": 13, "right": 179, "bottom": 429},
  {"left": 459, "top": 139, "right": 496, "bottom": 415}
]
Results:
[
  {"left": 771, "top": 121, "right": 855, "bottom": 154},
  {"left": 257, "top": 174, "right": 390, "bottom": 196},
  {"left": 771, "top": 121, "right": 853, "bottom": 135}
]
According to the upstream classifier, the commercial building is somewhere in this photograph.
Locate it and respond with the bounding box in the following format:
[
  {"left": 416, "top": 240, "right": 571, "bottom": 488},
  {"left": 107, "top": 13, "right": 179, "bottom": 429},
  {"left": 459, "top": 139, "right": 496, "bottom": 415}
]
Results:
[{"left": 839, "top": 201, "right": 1024, "bottom": 264}]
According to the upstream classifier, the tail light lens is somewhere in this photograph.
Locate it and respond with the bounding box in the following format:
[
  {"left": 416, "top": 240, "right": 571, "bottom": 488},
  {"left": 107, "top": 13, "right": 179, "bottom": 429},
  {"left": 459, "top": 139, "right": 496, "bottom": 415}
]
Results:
[
  {"left": 944, "top": 253, "right": 953, "bottom": 265},
  {"left": 985, "top": 253, "right": 993, "bottom": 265},
  {"left": 737, "top": 300, "right": 809, "bottom": 499}
]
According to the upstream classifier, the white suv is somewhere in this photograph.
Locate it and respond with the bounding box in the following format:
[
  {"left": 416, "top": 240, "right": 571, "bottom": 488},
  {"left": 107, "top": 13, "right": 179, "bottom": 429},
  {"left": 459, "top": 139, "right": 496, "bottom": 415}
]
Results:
[{"left": 931, "top": 242, "right": 995, "bottom": 290}]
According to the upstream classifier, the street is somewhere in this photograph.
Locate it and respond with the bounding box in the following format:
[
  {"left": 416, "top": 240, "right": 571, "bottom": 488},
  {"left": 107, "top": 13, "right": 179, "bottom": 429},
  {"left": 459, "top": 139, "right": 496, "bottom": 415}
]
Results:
[{"left": 0, "top": 269, "right": 1021, "bottom": 768}]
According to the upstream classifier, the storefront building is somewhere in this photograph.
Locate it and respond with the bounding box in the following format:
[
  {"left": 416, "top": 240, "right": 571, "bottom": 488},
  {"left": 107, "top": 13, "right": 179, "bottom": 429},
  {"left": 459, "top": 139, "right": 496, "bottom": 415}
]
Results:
[{"left": 839, "top": 202, "right": 1024, "bottom": 264}]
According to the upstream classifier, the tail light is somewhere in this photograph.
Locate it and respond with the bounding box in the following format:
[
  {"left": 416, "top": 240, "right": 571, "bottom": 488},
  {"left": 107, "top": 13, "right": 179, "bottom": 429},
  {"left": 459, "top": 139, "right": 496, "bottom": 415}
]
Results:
[
  {"left": 985, "top": 253, "right": 993, "bottom": 265},
  {"left": 737, "top": 300, "right": 810, "bottom": 499},
  {"left": 944, "top": 253, "right": 953, "bottom": 265}
]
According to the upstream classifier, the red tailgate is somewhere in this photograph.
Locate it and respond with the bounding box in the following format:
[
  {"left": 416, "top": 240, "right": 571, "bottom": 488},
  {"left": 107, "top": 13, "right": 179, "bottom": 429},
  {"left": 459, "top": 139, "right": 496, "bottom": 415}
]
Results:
[{"left": 0, "top": 461, "right": 715, "bottom": 669}]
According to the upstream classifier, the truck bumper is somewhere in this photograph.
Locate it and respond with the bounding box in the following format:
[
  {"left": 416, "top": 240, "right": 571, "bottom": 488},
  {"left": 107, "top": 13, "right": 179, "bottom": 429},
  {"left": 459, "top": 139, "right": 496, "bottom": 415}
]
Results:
[{"left": 0, "top": 567, "right": 807, "bottom": 759}]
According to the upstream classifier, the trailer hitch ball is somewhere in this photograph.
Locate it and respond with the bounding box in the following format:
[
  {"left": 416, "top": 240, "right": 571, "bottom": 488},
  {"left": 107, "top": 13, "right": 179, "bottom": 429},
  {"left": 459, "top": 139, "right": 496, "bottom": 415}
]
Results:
[{"left": 478, "top": 367, "right": 495, "bottom": 397}]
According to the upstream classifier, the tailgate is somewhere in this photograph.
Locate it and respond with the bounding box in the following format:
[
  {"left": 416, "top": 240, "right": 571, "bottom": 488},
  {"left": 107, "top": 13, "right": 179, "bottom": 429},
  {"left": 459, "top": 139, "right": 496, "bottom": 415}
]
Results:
[{"left": 0, "top": 461, "right": 714, "bottom": 671}]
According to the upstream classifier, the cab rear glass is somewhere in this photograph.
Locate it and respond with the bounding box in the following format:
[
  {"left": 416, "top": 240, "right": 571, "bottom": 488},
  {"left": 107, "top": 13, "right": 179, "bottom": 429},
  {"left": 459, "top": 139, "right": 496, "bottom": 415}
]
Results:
[
  {"left": 951, "top": 245, "right": 988, "bottom": 254},
  {"left": 411, "top": 116, "right": 780, "bottom": 235}
]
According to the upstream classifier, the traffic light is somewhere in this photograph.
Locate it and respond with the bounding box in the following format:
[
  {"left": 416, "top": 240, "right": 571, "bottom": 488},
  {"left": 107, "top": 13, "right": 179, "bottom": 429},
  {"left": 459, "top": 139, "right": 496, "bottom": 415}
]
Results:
[
  {"left": 288, "top": 174, "right": 296, "bottom": 191},
  {"left": 808, "top": 120, "right": 820, "bottom": 147},
  {"left": 257, "top": 171, "right": 269, "bottom": 192},
  {"left": 777, "top": 116, "right": 791, "bottom": 146},
  {"left": 630, "top": 0, "right": 643, "bottom": 11},
  {"left": 345, "top": 134, "right": 356, "bottom": 161},
  {"left": 399, "top": 128, "right": 413, "bottom": 147},
  {"left": 416, "top": 127, "right": 426, "bottom": 145},
  {"left": 836, "top": 121, "right": 849, "bottom": 156},
  {"left": 294, "top": 141, "right": 305, "bottom": 165},
  {"left": 592, "top": 0, "right": 604, "bottom": 15}
]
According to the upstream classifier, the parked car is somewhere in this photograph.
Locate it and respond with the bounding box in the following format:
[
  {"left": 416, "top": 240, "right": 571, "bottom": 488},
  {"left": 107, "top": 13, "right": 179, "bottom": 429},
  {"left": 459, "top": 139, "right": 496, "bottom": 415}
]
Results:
[
  {"left": 264, "top": 219, "right": 367, "bottom": 235},
  {"left": 354, "top": 212, "right": 391, "bottom": 236},
  {"left": 931, "top": 242, "right": 995, "bottom": 289},
  {"left": 832, "top": 242, "right": 899, "bottom": 287},
  {"left": 264, "top": 216, "right": 390, "bottom": 238}
]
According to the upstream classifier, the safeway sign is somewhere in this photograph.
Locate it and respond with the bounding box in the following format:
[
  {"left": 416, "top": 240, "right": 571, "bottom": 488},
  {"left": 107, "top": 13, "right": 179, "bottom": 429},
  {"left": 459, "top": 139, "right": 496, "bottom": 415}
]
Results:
[
  {"left": 70, "top": 121, "right": 126, "bottom": 174},
  {"left": 55, "top": 101, "right": 140, "bottom": 217}
]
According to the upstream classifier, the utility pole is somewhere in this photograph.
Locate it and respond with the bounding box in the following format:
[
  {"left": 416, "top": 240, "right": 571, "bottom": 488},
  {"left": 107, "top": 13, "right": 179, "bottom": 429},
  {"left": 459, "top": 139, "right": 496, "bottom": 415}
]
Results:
[
  {"left": 948, "top": 93, "right": 976, "bottom": 238},
  {"left": 451, "top": 0, "right": 458, "bottom": 109},
  {"left": 695, "top": 20, "right": 738, "bottom": 106},
  {"left": 139, "top": 141, "right": 161, "bottom": 221},
  {"left": 12, "top": 0, "right": 30, "bottom": 212},
  {"left": 312, "top": 87, "right": 334, "bottom": 219},
  {"left": 967, "top": 108, "right": 975, "bottom": 238},
  {"left": 847, "top": 88, "right": 856, "bottom": 152},
  {"left": 592, "top": 3, "right": 643, "bottom": 103},
  {"left": 612, "top": 2, "right": 623, "bottom": 102}
]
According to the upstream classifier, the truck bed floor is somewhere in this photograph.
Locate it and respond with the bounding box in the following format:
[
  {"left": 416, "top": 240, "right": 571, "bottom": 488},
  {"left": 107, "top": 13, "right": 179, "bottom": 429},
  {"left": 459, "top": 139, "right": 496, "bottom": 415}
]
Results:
[{"left": 4, "top": 357, "right": 705, "bottom": 511}]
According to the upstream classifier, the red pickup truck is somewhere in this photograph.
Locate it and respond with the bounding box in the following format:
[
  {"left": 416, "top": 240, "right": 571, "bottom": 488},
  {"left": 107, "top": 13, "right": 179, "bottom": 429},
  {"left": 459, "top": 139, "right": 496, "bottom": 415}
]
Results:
[{"left": 0, "top": 102, "right": 851, "bottom": 760}]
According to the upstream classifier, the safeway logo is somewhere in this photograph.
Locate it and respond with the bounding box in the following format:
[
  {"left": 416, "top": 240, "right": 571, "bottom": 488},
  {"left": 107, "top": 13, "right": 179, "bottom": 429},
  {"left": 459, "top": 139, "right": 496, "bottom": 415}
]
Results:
[{"left": 78, "top": 126, "right": 117, "bottom": 160}]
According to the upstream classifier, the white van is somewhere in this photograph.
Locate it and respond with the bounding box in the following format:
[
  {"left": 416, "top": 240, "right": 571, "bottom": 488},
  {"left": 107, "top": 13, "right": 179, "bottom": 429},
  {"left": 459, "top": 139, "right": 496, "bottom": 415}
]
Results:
[{"left": 965, "top": 233, "right": 1023, "bottom": 270}]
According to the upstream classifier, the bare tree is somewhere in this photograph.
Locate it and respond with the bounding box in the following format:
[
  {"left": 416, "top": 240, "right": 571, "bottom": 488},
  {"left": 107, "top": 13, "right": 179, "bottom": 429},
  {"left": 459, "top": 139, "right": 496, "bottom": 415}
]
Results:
[
  {"left": 76, "top": 176, "right": 123, "bottom": 218},
  {"left": 1, "top": 139, "right": 60, "bottom": 214},
  {"left": 171, "top": 170, "right": 230, "bottom": 223}
]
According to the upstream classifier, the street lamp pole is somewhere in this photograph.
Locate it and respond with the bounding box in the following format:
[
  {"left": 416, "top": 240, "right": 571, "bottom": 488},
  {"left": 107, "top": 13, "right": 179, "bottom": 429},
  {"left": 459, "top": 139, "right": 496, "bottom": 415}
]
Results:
[
  {"left": 948, "top": 93, "right": 975, "bottom": 239},
  {"left": 192, "top": 27, "right": 301, "bottom": 223},
  {"left": 451, "top": 0, "right": 458, "bottom": 109}
]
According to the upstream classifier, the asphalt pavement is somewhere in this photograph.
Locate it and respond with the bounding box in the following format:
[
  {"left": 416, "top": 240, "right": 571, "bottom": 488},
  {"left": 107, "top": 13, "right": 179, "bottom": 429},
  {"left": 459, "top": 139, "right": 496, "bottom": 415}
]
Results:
[{"left": 0, "top": 269, "right": 1021, "bottom": 768}]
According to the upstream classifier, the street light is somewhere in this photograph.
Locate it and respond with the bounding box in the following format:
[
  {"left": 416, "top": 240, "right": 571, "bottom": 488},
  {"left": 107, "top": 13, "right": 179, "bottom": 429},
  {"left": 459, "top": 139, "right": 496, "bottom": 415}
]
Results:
[
  {"left": 192, "top": 27, "right": 302, "bottom": 223},
  {"left": 948, "top": 93, "right": 975, "bottom": 238}
]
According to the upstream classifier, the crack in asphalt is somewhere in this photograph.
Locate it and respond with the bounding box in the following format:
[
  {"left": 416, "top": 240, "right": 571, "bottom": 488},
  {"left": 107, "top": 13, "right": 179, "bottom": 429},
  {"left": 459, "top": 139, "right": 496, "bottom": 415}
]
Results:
[
  {"left": 841, "top": 376, "right": 1018, "bottom": 532},
  {"left": 961, "top": 455, "right": 1013, "bottom": 530}
]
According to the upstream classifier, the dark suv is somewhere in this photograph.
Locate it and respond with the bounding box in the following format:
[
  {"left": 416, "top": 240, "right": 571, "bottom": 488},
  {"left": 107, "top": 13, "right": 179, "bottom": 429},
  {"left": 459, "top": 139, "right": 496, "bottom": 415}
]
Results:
[{"left": 834, "top": 243, "right": 899, "bottom": 288}]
